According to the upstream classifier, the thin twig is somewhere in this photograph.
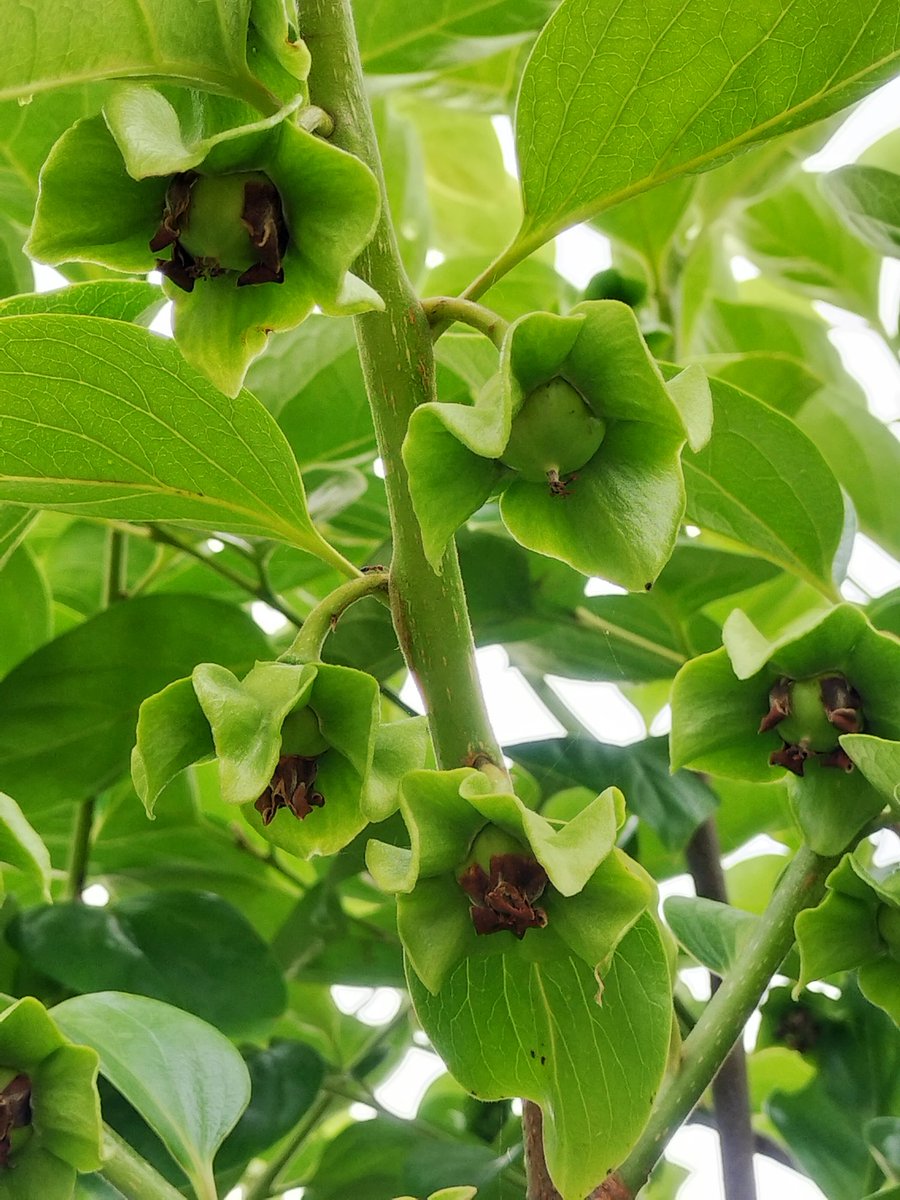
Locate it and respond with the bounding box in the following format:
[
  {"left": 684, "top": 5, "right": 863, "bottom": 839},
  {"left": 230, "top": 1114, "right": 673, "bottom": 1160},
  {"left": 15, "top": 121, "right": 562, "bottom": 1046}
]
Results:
[{"left": 685, "top": 818, "right": 757, "bottom": 1200}]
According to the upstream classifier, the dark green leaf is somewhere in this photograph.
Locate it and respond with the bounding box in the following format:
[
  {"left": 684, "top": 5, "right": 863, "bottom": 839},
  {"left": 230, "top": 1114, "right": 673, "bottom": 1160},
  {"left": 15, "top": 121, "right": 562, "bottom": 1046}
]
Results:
[
  {"left": 0, "top": 594, "right": 269, "bottom": 814},
  {"left": 11, "top": 890, "right": 287, "bottom": 1034},
  {"left": 216, "top": 1041, "right": 325, "bottom": 1173},
  {"left": 0, "top": 545, "right": 51, "bottom": 677}
]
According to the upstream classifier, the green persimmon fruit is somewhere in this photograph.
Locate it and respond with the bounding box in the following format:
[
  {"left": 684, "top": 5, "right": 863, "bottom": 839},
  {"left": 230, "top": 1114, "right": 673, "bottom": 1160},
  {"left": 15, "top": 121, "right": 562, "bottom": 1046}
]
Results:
[
  {"left": 778, "top": 677, "right": 843, "bottom": 752},
  {"left": 280, "top": 705, "right": 329, "bottom": 757},
  {"left": 500, "top": 378, "right": 606, "bottom": 483},
  {"left": 464, "top": 824, "right": 526, "bottom": 872},
  {"left": 582, "top": 267, "right": 647, "bottom": 308},
  {"left": 179, "top": 172, "right": 273, "bottom": 271}
]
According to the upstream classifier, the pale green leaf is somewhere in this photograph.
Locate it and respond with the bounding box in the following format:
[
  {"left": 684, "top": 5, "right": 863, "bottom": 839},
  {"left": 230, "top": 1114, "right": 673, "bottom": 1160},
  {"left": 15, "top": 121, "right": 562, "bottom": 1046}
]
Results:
[
  {"left": 799, "top": 388, "right": 900, "bottom": 562},
  {"left": 0, "top": 315, "right": 352, "bottom": 573},
  {"left": 515, "top": 0, "right": 900, "bottom": 250},
  {"left": 356, "top": 0, "right": 556, "bottom": 76},
  {"left": 822, "top": 164, "right": 900, "bottom": 258},
  {"left": 53, "top": 992, "right": 250, "bottom": 1200},
  {"left": 0, "top": 791, "right": 52, "bottom": 901},
  {"left": 682, "top": 376, "right": 844, "bottom": 591}
]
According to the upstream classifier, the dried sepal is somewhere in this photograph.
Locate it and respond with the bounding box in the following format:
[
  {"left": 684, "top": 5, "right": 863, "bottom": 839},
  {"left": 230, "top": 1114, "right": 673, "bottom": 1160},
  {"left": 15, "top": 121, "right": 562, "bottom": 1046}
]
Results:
[
  {"left": 458, "top": 853, "right": 549, "bottom": 939},
  {"left": 255, "top": 754, "right": 325, "bottom": 825}
]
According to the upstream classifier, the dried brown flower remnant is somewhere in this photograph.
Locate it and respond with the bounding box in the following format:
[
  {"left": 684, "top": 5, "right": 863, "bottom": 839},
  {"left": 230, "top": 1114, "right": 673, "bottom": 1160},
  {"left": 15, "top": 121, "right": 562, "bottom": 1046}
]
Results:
[
  {"left": 255, "top": 755, "right": 324, "bottom": 826},
  {"left": 150, "top": 170, "right": 288, "bottom": 293},
  {"left": 459, "top": 853, "right": 549, "bottom": 939},
  {"left": 0, "top": 1073, "right": 31, "bottom": 1168},
  {"left": 759, "top": 677, "right": 792, "bottom": 734},
  {"left": 761, "top": 673, "right": 864, "bottom": 777}
]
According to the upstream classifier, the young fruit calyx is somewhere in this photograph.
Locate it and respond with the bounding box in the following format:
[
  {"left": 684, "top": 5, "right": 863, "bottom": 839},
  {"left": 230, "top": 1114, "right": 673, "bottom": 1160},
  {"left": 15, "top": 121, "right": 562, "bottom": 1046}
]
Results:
[
  {"left": 150, "top": 170, "right": 288, "bottom": 293},
  {"left": 458, "top": 828, "right": 548, "bottom": 939},
  {"left": 500, "top": 378, "right": 606, "bottom": 492},
  {"left": 0, "top": 1072, "right": 31, "bottom": 1169},
  {"left": 759, "top": 673, "right": 863, "bottom": 777},
  {"left": 254, "top": 707, "right": 329, "bottom": 825}
]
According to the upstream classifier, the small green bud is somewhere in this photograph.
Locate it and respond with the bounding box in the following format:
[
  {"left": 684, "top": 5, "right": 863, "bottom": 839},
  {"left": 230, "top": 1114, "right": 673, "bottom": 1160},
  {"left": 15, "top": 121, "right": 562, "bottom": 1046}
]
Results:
[
  {"left": 779, "top": 678, "right": 843, "bottom": 753},
  {"left": 151, "top": 170, "right": 288, "bottom": 292},
  {"left": 180, "top": 173, "right": 269, "bottom": 271},
  {"left": 582, "top": 268, "right": 647, "bottom": 308},
  {"left": 500, "top": 378, "right": 606, "bottom": 485},
  {"left": 760, "top": 673, "right": 863, "bottom": 777},
  {"left": 281, "top": 706, "right": 329, "bottom": 757}
]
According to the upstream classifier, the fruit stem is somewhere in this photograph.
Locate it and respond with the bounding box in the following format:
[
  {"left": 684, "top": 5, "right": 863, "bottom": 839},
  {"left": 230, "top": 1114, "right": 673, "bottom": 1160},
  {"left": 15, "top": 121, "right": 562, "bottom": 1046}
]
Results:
[
  {"left": 421, "top": 295, "right": 509, "bottom": 348},
  {"left": 279, "top": 569, "right": 389, "bottom": 663}
]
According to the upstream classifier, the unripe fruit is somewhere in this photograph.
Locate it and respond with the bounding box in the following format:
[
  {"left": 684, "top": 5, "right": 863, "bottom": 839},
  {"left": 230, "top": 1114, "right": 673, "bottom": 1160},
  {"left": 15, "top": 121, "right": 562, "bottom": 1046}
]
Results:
[
  {"left": 280, "top": 706, "right": 329, "bottom": 757},
  {"left": 500, "top": 378, "right": 606, "bottom": 483},
  {"left": 179, "top": 172, "right": 272, "bottom": 272},
  {"left": 582, "top": 267, "right": 647, "bottom": 308},
  {"left": 777, "top": 677, "right": 842, "bottom": 753},
  {"left": 464, "top": 824, "right": 526, "bottom": 873},
  {"left": 878, "top": 905, "right": 900, "bottom": 963}
]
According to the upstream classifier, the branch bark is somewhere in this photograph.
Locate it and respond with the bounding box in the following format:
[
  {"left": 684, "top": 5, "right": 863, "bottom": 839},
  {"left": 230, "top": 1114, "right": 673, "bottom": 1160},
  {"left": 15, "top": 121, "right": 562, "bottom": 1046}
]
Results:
[{"left": 685, "top": 818, "right": 757, "bottom": 1200}]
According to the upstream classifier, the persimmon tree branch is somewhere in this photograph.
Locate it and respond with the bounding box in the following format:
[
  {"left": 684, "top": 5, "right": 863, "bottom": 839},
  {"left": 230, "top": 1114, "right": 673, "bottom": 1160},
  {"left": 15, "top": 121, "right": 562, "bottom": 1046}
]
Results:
[
  {"left": 303, "top": 0, "right": 503, "bottom": 774},
  {"left": 602, "top": 843, "right": 838, "bottom": 1198},
  {"left": 685, "top": 818, "right": 757, "bottom": 1200}
]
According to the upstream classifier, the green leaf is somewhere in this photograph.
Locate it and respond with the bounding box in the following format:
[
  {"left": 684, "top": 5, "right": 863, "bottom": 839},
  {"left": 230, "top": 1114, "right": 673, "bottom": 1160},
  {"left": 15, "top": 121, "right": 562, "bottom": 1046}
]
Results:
[
  {"left": 407, "top": 914, "right": 671, "bottom": 1200},
  {"left": 0, "top": 545, "right": 51, "bottom": 677},
  {"left": 514, "top": 0, "right": 900, "bottom": 250},
  {"left": 867, "top": 1116, "right": 900, "bottom": 1182},
  {"left": 215, "top": 1040, "right": 325, "bottom": 1174},
  {"left": 0, "top": 504, "right": 35, "bottom": 570},
  {"left": 735, "top": 174, "right": 882, "bottom": 318},
  {"left": 688, "top": 300, "right": 867, "bottom": 413},
  {"left": 0, "top": 218, "right": 33, "bottom": 301},
  {"left": 509, "top": 737, "right": 716, "bottom": 851},
  {"left": 305, "top": 1117, "right": 510, "bottom": 1200},
  {"left": 859, "top": 958, "right": 900, "bottom": 1027},
  {"left": 822, "top": 164, "right": 900, "bottom": 258},
  {"left": 798, "top": 389, "right": 900, "bottom": 561},
  {"left": 0, "top": 0, "right": 293, "bottom": 111},
  {"left": 0, "top": 280, "right": 162, "bottom": 323},
  {"left": 0, "top": 791, "right": 52, "bottom": 901},
  {"left": 400, "top": 100, "right": 521, "bottom": 260},
  {"left": 795, "top": 857, "right": 886, "bottom": 989},
  {"left": 356, "top": 0, "right": 556, "bottom": 76},
  {"left": 664, "top": 896, "right": 758, "bottom": 975},
  {"left": 53, "top": 991, "right": 250, "bottom": 1200},
  {"left": 131, "top": 678, "right": 216, "bottom": 817},
  {"left": 682, "top": 376, "right": 844, "bottom": 591},
  {"left": 192, "top": 661, "right": 316, "bottom": 806},
  {"left": 0, "top": 594, "right": 269, "bottom": 813},
  {"left": 840, "top": 734, "right": 900, "bottom": 809},
  {"left": 11, "top": 891, "right": 287, "bottom": 1035},
  {"left": 0, "top": 315, "right": 352, "bottom": 572},
  {"left": 747, "top": 1046, "right": 814, "bottom": 1110}
]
